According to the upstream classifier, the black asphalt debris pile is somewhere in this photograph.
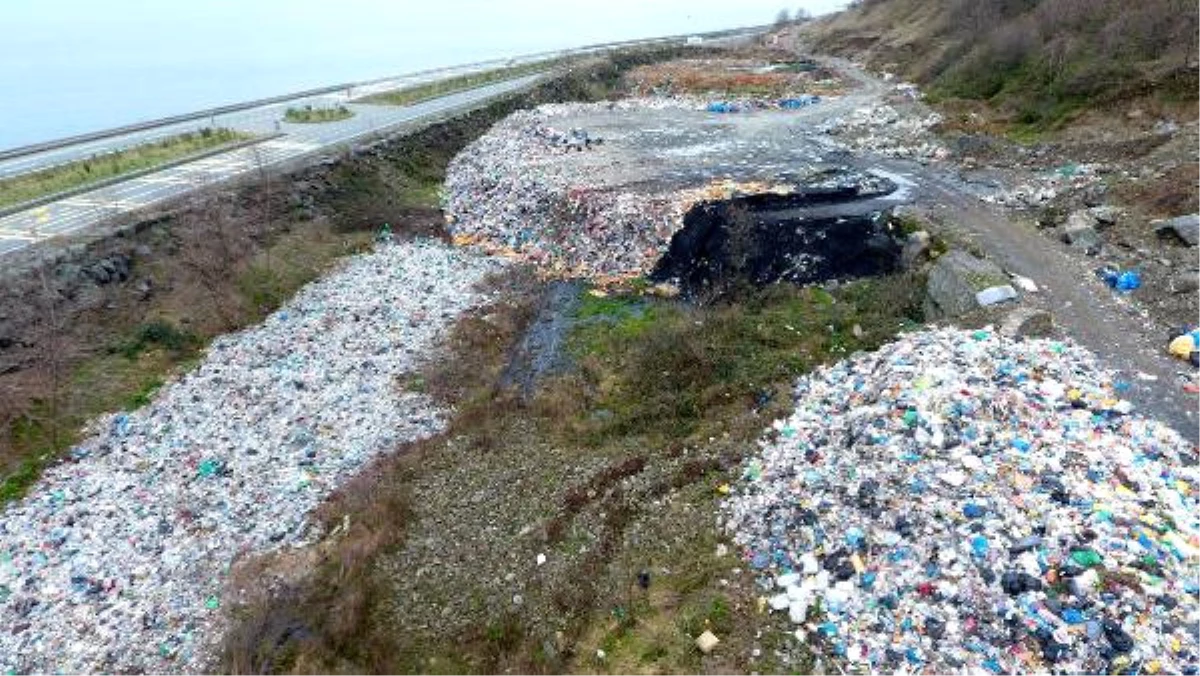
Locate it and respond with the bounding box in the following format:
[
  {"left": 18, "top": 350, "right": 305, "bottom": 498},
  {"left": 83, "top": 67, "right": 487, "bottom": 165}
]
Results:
[
  {"left": 725, "top": 327, "right": 1199, "bottom": 675},
  {"left": 650, "top": 181, "right": 902, "bottom": 297}
]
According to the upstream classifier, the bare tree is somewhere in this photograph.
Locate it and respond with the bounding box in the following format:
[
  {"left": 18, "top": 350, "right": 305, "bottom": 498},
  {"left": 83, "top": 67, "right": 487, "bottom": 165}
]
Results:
[
  {"left": 32, "top": 267, "right": 70, "bottom": 450},
  {"left": 174, "top": 187, "right": 252, "bottom": 330},
  {"left": 251, "top": 146, "right": 273, "bottom": 275},
  {"left": 775, "top": 8, "right": 791, "bottom": 26}
]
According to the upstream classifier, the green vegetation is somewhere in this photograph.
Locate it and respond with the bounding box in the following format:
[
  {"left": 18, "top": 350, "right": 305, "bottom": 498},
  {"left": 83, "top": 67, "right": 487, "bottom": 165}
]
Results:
[
  {"left": 118, "top": 320, "right": 200, "bottom": 359},
  {"left": 0, "top": 128, "right": 250, "bottom": 209},
  {"left": 283, "top": 104, "right": 354, "bottom": 124},
  {"left": 568, "top": 278, "right": 924, "bottom": 444},
  {"left": 811, "top": 0, "right": 1198, "bottom": 133},
  {"left": 356, "top": 61, "right": 555, "bottom": 107}
]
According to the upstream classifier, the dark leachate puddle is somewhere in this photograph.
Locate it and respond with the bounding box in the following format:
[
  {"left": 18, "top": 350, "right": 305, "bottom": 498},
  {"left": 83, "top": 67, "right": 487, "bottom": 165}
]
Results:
[{"left": 650, "top": 181, "right": 903, "bottom": 298}]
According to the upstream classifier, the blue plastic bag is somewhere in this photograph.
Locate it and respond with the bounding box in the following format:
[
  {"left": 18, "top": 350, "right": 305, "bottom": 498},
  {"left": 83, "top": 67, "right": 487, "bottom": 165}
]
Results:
[{"left": 1114, "top": 270, "right": 1141, "bottom": 292}]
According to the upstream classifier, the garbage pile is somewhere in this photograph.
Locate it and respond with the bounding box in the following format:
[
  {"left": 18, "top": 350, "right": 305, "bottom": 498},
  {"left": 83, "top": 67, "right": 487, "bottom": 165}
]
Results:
[
  {"left": 0, "top": 240, "right": 506, "bottom": 673},
  {"left": 818, "top": 104, "right": 948, "bottom": 162},
  {"left": 725, "top": 327, "right": 1199, "bottom": 675},
  {"left": 707, "top": 95, "right": 820, "bottom": 113},
  {"left": 982, "top": 164, "right": 1105, "bottom": 208},
  {"left": 443, "top": 108, "right": 687, "bottom": 279}
]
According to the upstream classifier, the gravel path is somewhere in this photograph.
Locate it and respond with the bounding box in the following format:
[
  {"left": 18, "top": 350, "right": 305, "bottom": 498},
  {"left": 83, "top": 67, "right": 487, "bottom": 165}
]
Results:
[
  {"left": 887, "top": 165, "right": 1199, "bottom": 440},
  {"left": 0, "top": 239, "right": 505, "bottom": 673}
]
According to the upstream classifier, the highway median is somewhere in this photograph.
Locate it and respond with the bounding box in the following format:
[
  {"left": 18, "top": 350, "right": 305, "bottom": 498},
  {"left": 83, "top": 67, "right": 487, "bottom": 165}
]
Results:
[
  {"left": 355, "top": 61, "right": 557, "bottom": 107},
  {"left": 0, "top": 128, "right": 254, "bottom": 212}
]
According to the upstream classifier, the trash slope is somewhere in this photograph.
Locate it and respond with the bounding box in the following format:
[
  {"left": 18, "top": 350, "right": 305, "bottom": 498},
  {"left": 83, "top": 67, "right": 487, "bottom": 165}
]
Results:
[
  {"left": 725, "top": 327, "right": 1198, "bottom": 674},
  {"left": 0, "top": 240, "right": 505, "bottom": 673}
]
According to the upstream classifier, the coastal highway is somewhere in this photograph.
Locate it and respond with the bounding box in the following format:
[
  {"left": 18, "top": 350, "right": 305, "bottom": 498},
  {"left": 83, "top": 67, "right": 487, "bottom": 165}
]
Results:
[
  {"left": 0, "top": 72, "right": 547, "bottom": 257},
  {"left": 0, "top": 61, "right": 527, "bottom": 181}
]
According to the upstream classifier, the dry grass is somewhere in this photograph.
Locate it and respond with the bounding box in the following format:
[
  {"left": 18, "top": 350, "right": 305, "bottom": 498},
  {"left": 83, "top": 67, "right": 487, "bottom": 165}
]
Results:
[
  {"left": 1109, "top": 163, "right": 1200, "bottom": 221},
  {"left": 803, "top": 0, "right": 1198, "bottom": 133},
  {"left": 624, "top": 57, "right": 839, "bottom": 98}
]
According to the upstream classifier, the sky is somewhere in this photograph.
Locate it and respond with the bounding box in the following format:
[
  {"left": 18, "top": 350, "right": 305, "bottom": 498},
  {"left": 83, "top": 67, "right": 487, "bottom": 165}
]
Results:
[{"left": 0, "top": 0, "right": 850, "bottom": 147}]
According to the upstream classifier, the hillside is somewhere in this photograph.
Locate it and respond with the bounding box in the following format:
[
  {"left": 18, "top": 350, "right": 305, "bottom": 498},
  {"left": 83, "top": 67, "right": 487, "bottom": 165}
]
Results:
[{"left": 799, "top": 0, "right": 1198, "bottom": 132}]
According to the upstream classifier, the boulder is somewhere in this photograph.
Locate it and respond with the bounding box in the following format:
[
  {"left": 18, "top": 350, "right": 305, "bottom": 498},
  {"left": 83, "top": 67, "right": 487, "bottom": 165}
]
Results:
[
  {"left": 1153, "top": 214, "right": 1199, "bottom": 246},
  {"left": 924, "top": 250, "right": 1011, "bottom": 318},
  {"left": 1088, "top": 206, "right": 1121, "bottom": 227},
  {"left": 1062, "top": 210, "right": 1101, "bottom": 254},
  {"left": 901, "top": 230, "right": 931, "bottom": 269},
  {"left": 1000, "top": 308, "right": 1054, "bottom": 338},
  {"left": 1168, "top": 270, "right": 1200, "bottom": 295}
]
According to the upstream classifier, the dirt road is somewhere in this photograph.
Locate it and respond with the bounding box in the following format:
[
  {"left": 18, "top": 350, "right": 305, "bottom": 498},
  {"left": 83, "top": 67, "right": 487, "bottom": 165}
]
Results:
[{"left": 815, "top": 54, "right": 1199, "bottom": 440}]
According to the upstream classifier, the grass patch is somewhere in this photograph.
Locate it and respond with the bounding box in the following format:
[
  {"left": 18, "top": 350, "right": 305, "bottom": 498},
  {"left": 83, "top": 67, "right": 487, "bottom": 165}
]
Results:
[
  {"left": 568, "top": 278, "right": 925, "bottom": 446},
  {"left": 283, "top": 104, "right": 354, "bottom": 124},
  {"left": 0, "top": 128, "right": 249, "bottom": 209},
  {"left": 116, "top": 320, "right": 200, "bottom": 359},
  {"left": 356, "top": 62, "right": 555, "bottom": 107},
  {"left": 0, "top": 347, "right": 190, "bottom": 502}
]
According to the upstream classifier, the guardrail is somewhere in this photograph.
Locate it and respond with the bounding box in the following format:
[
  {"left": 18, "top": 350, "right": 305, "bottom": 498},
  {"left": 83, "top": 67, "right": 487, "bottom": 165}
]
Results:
[{"left": 0, "top": 24, "right": 768, "bottom": 163}]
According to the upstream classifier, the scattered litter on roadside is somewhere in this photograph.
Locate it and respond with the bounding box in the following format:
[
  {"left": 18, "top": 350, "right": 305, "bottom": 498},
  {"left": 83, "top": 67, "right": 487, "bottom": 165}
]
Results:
[
  {"left": 817, "top": 104, "right": 947, "bottom": 162},
  {"left": 707, "top": 101, "right": 741, "bottom": 113},
  {"left": 779, "top": 95, "right": 820, "bottom": 109},
  {"left": 1095, "top": 266, "right": 1142, "bottom": 292},
  {"left": 0, "top": 239, "right": 506, "bottom": 673},
  {"left": 725, "top": 327, "right": 1198, "bottom": 675},
  {"left": 708, "top": 96, "right": 821, "bottom": 113},
  {"left": 982, "top": 164, "right": 1105, "bottom": 209},
  {"left": 1168, "top": 328, "right": 1199, "bottom": 367},
  {"left": 975, "top": 284, "right": 1018, "bottom": 307},
  {"left": 1009, "top": 274, "right": 1039, "bottom": 293}
]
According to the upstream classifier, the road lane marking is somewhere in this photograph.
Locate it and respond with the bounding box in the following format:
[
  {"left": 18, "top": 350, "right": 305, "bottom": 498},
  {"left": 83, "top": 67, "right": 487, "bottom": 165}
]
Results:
[{"left": 1, "top": 73, "right": 547, "bottom": 258}]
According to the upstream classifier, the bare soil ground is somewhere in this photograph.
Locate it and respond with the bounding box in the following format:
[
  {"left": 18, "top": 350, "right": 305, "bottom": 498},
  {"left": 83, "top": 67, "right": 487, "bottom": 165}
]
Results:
[{"left": 624, "top": 52, "right": 843, "bottom": 99}]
